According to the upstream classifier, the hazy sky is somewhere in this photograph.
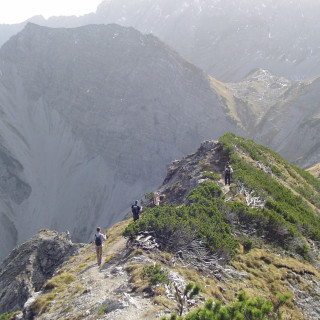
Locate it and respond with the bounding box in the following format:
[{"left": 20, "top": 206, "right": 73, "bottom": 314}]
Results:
[{"left": 0, "top": 0, "right": 104, "bottom": 24}]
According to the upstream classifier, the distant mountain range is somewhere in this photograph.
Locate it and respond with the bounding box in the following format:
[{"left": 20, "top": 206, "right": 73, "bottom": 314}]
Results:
[
  {"left": 1, "top": 0, "right": 320, "bottom": 81},
  {"left": 213, "top": 69, "right": 320, "bottom": 168}
]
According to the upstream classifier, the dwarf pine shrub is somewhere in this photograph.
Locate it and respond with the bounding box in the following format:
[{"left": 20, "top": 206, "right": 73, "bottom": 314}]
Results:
[
  {"left": 219, "top": 133, "right": 320, "bottom": 243},
  {"left": 201, "top": 171, "right": 220, "bottom": 181},
  {"left": 161, "top": 291, "right": 291, "bottom": 320},
  {"left": 123, "top": 181, "right": 239, "bottom": 257},
  {"left": 142, "top": 263, "right": 169, "bottom": 286},
  {"left": 0, "top": 312, "right": 17, "bottom": 320},
  {"left": 124, "top": 133, "right": 320, "bottom": 256}
]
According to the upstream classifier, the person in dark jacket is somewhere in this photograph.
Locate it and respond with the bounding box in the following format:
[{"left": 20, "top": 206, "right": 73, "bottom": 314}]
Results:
[
  {"left": 131, "top": 200, "right": 141, "bottom": 221},
  {"left": 224, "top": 161, "right": 233, "bottom": 185}
]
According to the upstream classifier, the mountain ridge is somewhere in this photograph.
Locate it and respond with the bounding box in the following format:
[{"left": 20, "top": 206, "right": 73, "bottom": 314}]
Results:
[
  {"left": 2, "top": 0, "right": 320, "bottom": 82},
  {"left": 1, "top": 134, "right": 319, "bottom": 319}
]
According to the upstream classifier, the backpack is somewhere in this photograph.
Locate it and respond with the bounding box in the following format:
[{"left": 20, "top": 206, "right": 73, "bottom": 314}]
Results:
[
  {"left": 95, "top": 234, "right": 102, "bottom": 246},
  {"left": 225, "top": 166, "right": 231, "bottom": 174},
  {"left": 132, "top": 205, "right": 140, "bottom": 215}
]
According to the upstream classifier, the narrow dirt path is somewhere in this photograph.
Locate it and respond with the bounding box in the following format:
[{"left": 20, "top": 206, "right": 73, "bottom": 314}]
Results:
[
  {"left": 81, "top": 236, "right": 162, "bottom": 319},
  {"left": 35, "top": 221, "right": 165, "bottom": 320}
]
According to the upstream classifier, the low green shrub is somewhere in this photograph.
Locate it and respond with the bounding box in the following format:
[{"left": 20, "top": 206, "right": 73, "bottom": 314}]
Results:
[
  {"left": 202, "top": 171, "right": 220, "bottom": 181},
  {"left": 124, "top": 133, "right": 320, "bottom": 258},
  {"left": 296, "top": 243, "right": 309, "bottom": 259},
  {"left": 242, "top": 238, "right": 253, "bottom": 252},
  {"left": 123, "top": 182, "right": 239, "bottom": 257},
  {"left": 219, "top": 133, "right": 320, "bottom": 243},
  {"left": 161, "top": 291, "right": 291, "bottom": 319},
  {"left": 142, "top": 263, "right": 169, "bottom": 286},
  {"left": 0, "top": 312, "right": 17, "bottom": 320}
]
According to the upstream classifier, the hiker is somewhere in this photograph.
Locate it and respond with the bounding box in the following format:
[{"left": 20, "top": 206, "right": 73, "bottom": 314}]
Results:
[
  {"left": 225, "top": 161, "right": 233, "bottom": 185},
  {"left": 92, "top": 227, "right": 107, "bottom": 266},
  {"left": 153, "top": 192, "right": 160, "bottom": 206},
  {"left": 131, "top": 200, "right": 141, "bottom": 221}
]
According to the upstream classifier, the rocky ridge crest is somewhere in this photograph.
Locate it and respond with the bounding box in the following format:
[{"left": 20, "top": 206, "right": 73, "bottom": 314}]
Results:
[{"left": 0, "top": 230, "right": 84, "bottom": 314}]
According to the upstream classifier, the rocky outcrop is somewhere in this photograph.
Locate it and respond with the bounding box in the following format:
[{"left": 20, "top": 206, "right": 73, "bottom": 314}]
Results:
[
  {"left": 158, "top": 140, "right": 225, "bottom": 205},
  {"left": 0, "top": 230, "right": 84, "bottom": 314}
]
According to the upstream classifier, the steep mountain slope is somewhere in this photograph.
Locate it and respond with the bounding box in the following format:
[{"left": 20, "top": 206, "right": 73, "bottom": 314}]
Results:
[
  {"left": 213, "top": 69, "right": 320, "bottom": 168},
  {"left": 1, "top": 134, "right": 319, "bottom": 319},
  {"left": 1, "top": 3, "right": 320, "bottom": 168},
  {"left": 0, "top": 23, "right": 241, "bottom": 261},
  {"left": 1, "top": 0, "right": 320, "bottom": 82}
]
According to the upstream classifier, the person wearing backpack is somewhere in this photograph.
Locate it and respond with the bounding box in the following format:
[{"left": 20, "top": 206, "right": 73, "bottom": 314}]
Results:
[
  {"left": 131, "top": 200, "right": 141, "bottom": 221},
  {"left": 225, "top": 161, "right": 233, "bottom": 185},
  {"left": 92, "top": 227, "right": 107, "bottom": 266}
]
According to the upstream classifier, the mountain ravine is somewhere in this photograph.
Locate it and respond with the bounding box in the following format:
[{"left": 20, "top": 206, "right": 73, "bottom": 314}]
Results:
[{"left": 0, "top": 23, "right": 242, "bottom": 262}]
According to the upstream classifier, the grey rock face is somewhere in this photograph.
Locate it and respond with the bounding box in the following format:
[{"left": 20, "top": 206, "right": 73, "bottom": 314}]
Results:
[
  {"left": 0, "top": 230, "right": 84, "bottom": 314},
  {"left": 0, "top": 23, "right": 239, "bottom": 262},
  {"left": 158, "top": 140, "right": 223, "bottom": 205},
  {"left": 1, "top": 0, "right": 320, "bottom": 82},
  {"left": 0, "top": 144, "right": 31, "bottom": 204},
  {"left": 0, "top": 144, "right": 31, "bottom": 262}
]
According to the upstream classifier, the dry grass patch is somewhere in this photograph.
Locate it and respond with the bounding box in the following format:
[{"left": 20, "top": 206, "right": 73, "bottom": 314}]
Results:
[
  {"left": 74, "top": 262, "right": 88, "bottom": 273},
  {"left": 271, "top": 255, "right": 319, "bottom": 275},
  {"left": 105, "top": 219, "right": 131, "bottom": 246},
  {"left": 153, "top": 295, "right": 174, "bottom": 309},
  {"left": 104, "top": 252, "right": 116, "bottom": 264},
  {"left": 61, "top": 305, "right": 73, "bottom": 314},
  {"left": 126, "top": 248, "right": 144, "bottom": 261},
  {"left": 124, "top": 261, "right": 150, "bottom": 292},
  {"left": 307, "top": 162, "right": 320, "bottom": 178},
  {"left": 202, "top": 278, "right": 224, "bottom": 301},
  {"left": 43, "top": 272, "right": 76, "bottom": 291},
  {"left": 152, "top": 251, "right": 173, "bottom": 266},
  {"left": 30, "top": 291, "right": 56, "bottom": 315},
  {"left": 69, "top": 282, "right": 84, "bottom": 299},
  {"left": 208, "top": 77, "right": 241, "bottom": 126},
  {"left": 84, "top": 253, "right": 96, "bottom": 263},
  {"left": 226, "top": 248, "right": 317, "bottom": 318},
  {"left": 176, "top": 267, "right": 204, "bottom": 286},
  {"left": 68, "top": 256, "right": 77, "bottom": 264}
]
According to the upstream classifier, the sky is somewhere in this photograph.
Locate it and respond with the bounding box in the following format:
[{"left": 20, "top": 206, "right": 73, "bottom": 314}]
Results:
[{"left": 0, "top": 0, "right": 104, "bottom": 24}]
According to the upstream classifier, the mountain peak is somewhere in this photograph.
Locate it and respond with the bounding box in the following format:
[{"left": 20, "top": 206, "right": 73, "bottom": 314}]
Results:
[{"left": 242, "top": 68, "right": 291, "bottom": 84}]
